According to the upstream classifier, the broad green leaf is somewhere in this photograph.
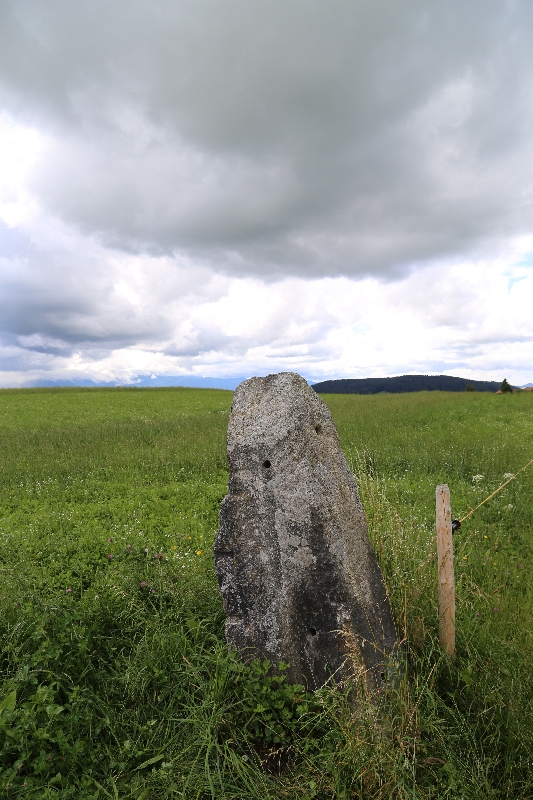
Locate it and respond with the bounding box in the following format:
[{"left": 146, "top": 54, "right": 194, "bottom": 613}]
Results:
[
  {"left": 135, "top": 754, "right": 165, "bottom": 771},
  {"left": 0, "top": 690, "right": 16, "bottom": 714}
]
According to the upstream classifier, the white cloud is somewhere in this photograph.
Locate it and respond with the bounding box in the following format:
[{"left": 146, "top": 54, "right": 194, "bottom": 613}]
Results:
[{"left": 0, "top": 2, "right": 533, "bottom": 386}]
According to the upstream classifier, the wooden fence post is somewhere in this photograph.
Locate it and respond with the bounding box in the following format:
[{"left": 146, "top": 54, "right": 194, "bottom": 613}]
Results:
[{"left": 436, "top": 484, "right": 455, "bottom": 656}]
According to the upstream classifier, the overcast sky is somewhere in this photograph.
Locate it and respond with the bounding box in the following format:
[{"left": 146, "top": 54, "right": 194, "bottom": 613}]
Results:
[{"left": 1, "top": 0, "right": 533, "bottom": 387}]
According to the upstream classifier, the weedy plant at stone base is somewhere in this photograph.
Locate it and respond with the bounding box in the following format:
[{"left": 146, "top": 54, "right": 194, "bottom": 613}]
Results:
[{"left": 0, "top": 387, "right": 533, "bottom": 797}]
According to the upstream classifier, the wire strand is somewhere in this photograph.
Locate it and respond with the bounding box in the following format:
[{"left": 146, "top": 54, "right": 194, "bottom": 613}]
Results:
[{"left": 459, "top": 457, "right": 533, "bottom": 523}]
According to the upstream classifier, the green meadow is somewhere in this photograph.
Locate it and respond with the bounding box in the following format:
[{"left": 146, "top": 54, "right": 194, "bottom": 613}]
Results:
[{"left": 1, "top": 386, "right": 533, "bottom": 799}]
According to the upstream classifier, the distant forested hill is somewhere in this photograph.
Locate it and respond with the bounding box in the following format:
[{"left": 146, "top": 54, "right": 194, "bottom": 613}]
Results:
[{"left": 312, "top": 375, "right": 502, "bottom": 394}]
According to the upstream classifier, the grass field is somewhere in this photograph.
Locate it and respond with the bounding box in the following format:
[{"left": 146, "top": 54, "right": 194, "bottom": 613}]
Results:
[{"left": 1, "top": 386, "right": 532, "bottom": 799}]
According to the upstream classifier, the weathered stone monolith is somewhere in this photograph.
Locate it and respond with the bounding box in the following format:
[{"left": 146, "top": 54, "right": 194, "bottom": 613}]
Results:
[{"left": 214, "top": 372, "right": 398, "bottom": 690}]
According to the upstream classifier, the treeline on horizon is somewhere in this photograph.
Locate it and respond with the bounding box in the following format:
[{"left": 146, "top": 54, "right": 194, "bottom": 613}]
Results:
[{"left": 312, "top": 374, "right": 504, "bottom": 395}]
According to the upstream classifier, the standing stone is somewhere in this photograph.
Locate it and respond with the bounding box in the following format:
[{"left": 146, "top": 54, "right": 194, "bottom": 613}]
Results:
[{"left": 214, "top": 372, "right": 398, "bottom": 690}]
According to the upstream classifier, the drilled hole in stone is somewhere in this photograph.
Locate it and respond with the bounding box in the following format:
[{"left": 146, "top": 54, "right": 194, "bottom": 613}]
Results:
[
  {"left": 262, "top": 460, "right": 271, "bottom": 469},
  {"left": 309, "top": 627, "right": 317, "bottom": 636},
  {"left": 315, "top": 424, "right": 322, "bottom": 434}
]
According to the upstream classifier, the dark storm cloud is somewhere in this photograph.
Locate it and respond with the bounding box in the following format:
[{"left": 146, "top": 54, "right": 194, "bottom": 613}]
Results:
[
  {"left": 0, "top": 238, "right": 172, "bottom": 347},
  {"left": 1, "top": 0, "right": 533, "bottom": 277}
]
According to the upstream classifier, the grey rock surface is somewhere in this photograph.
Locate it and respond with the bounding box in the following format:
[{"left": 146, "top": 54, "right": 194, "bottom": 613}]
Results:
[{"left": 214, "top": 372, "right": 398, "bottom": 690}]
